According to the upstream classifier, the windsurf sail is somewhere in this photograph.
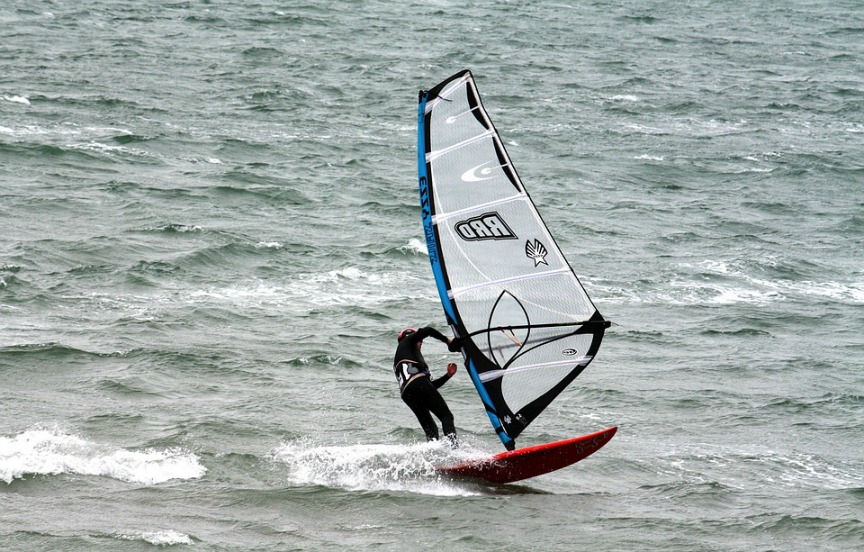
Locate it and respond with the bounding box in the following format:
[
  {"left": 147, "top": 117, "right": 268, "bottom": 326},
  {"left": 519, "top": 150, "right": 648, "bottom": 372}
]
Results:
[{"left": 417, "top": 70, "right": 610, "bottom": 451}]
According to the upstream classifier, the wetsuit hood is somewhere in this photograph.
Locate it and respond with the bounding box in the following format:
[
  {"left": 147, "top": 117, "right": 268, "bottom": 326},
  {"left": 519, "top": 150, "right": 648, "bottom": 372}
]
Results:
[{"left": 397, "top": 328, "right": 418, "bottom": 342}]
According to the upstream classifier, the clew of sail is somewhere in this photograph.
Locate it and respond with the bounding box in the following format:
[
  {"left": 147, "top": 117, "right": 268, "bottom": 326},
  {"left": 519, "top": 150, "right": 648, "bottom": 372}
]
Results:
[{"left": 417, "top": 70, "right": 610, "bottom": 451}]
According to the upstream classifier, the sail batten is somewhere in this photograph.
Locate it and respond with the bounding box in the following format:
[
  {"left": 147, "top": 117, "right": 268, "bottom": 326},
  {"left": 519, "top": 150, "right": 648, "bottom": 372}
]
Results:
[
  {"left": 479, "top": 356, "right": 594, "bottom": 382},
  {"left": 417, "top": 70, "right": 608, "bottom": 451},
  {"left": 427, "top": 129, "right": 495, "bottom": 162},
  {"left": 448, "top": 267, "right": 572, "bottom": 298},
  {"left": 431, "top": 193, "right": 527, "bottom": 224}
]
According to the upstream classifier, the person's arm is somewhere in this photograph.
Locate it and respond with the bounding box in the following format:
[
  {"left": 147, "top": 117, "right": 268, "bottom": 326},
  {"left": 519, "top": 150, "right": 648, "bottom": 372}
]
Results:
[
  {"left": 432, "top": 363, "right": 457, "bottom": 389},
  {"left": 416, "top": 326, "right": 450, "bottom": 345}
]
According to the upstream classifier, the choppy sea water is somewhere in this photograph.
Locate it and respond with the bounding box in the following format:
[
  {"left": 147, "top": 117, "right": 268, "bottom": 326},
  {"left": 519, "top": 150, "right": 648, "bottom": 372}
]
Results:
[{"left": 2, "top": 0, "right": 863, "bottom": 550}]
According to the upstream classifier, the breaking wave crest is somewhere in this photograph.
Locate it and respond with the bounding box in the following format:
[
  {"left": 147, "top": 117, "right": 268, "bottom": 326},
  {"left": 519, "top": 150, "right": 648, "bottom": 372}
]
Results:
[{"left": 0, "top": 427, "right": 207, "bottom": 485}]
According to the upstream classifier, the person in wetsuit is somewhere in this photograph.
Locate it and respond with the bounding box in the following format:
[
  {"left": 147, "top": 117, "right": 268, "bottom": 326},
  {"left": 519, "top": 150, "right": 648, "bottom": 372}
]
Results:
[{"left": 393, "top": 327, "right": 460, "bottom": 444}]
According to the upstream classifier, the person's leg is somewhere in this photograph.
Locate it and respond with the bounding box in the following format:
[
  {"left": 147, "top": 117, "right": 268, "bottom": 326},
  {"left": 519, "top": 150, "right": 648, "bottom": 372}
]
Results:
[
  {"left": 426, "top": 387, "right": 456, "bottom": 444},
  {"left": 402, "top": 384, "right": 440, "bottom": 441}
]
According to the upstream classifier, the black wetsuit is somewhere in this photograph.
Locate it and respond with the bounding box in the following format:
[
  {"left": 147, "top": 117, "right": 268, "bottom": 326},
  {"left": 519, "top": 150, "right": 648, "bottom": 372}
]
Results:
[{"left": 393, "top": 327, "right": 456, "bottom": 443}]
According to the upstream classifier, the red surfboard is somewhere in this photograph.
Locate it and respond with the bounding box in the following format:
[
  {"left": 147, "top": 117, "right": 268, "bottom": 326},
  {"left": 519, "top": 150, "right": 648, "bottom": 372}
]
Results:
[{"left": 437, "top": 426, "right": 617, "bottom": 484}]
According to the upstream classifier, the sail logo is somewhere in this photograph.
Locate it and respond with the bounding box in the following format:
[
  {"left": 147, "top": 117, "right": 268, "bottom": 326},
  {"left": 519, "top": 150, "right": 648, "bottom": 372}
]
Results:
[
  {"left": 461, "top": 162, "right": 496, "bottom": 182},
  {"left": 455, "top": 212, "right": 517, "bottom": 241},
  {"left": 525, "top": 239, "right": 548, "bottom": 266}
]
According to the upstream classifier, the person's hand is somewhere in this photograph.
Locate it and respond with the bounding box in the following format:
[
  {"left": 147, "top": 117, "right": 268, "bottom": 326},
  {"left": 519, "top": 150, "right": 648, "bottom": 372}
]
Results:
[
  {"left": 447, "top": 363, "right": 457, "bottom": 377},
  {"left": 447, "top": 338, "right": 462, "bottom": 352}
]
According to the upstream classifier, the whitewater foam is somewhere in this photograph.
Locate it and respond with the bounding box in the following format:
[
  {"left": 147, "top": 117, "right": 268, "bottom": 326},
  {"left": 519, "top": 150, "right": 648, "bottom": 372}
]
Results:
[
  {"left": 117, "top": 530, "right": 194, "bottom": 546},
  {"left": 2, "top": 95, "right": 30, "bottom": 105},
  {"left": 0, "top": 427, "right": 207, "bottom": 485},
  {"left": 185, "top": 268, "right": 435, "bottom": 311},
  {"left": 271, "top": 439, "right": 486, "bottom": 497},
  {"left": 603, "top": 260, "right": 864, "bottom": 306}
]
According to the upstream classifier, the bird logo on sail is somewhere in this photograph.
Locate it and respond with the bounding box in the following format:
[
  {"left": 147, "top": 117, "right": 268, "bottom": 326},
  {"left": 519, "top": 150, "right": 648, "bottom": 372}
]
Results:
[{"left": 525, "top": 239, "right": 548, "bottom": 266}]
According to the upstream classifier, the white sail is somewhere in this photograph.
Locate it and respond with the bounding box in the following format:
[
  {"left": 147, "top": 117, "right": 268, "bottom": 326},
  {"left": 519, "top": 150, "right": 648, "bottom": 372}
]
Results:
[{"left": 417, "top": 70, "right": 609, "bottom": 450}]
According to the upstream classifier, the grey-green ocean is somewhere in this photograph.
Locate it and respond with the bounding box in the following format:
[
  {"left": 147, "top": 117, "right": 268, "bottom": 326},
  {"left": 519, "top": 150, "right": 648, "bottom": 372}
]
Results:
[{"left": 2, "top": 0, "right": 862, "bottom": 550}]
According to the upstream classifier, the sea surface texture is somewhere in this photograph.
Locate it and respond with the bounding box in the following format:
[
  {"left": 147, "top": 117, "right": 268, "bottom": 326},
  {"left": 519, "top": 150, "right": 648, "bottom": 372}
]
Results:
[{"left": 2, "top": 1, "right": 863, "bottom": 550}]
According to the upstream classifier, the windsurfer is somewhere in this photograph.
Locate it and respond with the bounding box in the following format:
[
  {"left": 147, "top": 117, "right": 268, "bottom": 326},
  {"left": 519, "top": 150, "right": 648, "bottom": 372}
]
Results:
[{"left": 393, "top": 327, "right": 462, "bottom": 445}]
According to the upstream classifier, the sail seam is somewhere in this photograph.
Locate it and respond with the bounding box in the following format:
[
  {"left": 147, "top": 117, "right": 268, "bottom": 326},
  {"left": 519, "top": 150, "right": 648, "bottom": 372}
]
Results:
[
  {"left": 431, "top": 193, "right": 527, "bottom": 224},
  {"left": 448, "top": 267, "right": 572, "bottom": 298},
  {"left": 426, "top": 130, "right": 495, "bottom": 162},
  {"left": 478, "top": 356, "right": 594, "bottom": 382}
]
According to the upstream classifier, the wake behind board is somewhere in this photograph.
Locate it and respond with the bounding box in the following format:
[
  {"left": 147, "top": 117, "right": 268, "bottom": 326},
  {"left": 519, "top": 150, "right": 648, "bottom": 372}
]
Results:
[{"left": 438, "top": 426, "right": 617, "bottom": 485}]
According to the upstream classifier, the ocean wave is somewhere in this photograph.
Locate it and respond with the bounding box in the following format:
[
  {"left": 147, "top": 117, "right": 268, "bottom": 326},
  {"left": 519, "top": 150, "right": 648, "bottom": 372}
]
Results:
[
  {"left": 2, "top": 263, "right": 437, "bottom": 325},
  {"left": 111, "top": 133, "right": 158, "bottom": 144},
  {"left": 0, "top": 342, "right": 128, "bottom": 359},
  {"left": 0, "top": 427, "right": 207, "bottom": 485},
  {"left": 281, "top": 354, "right": 362, "bottom": 369},
  {"left": 115, "top": 530, "right": 194, "bottom": 546},
  {"left": 746, "top": 513, "right": 864, "bottom": 543},
  {"left": 183, "top": 267, "right": 435, "bottom": 311},
  {"left": 0, "top": 273, "right": 20, "bottom": 290},
  {"left": 135, "top": 223, "right": 205, "bottom": 234},
  {"left": 2, "top": 94, "right": 30, "bottom": 105},
  {"left": 66, "top": 140, "right": 156, "bottom": 161},
  {"left": 129, "top": 260, "right": 180, "bottom": 275},
  {"left": 399, "top": 238, "right": 428, "bottom": 256},
  {"left": 0, "top": 140, "right": 155, "bottom": 167},
  {"left": 758, "top": 393, "right": 864, "bottom": 417},
  {"left": 210, "top": 181, "right": 314, "bottom": 205},
  {"left": 0, "top": 122, "right": 133, "bottom": 140},
  {"left": 656, "top": 444, "right": 864, "bottom": 492},
  {"left": 602, "top": 259, "right": 864, "bottom": 306}
]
